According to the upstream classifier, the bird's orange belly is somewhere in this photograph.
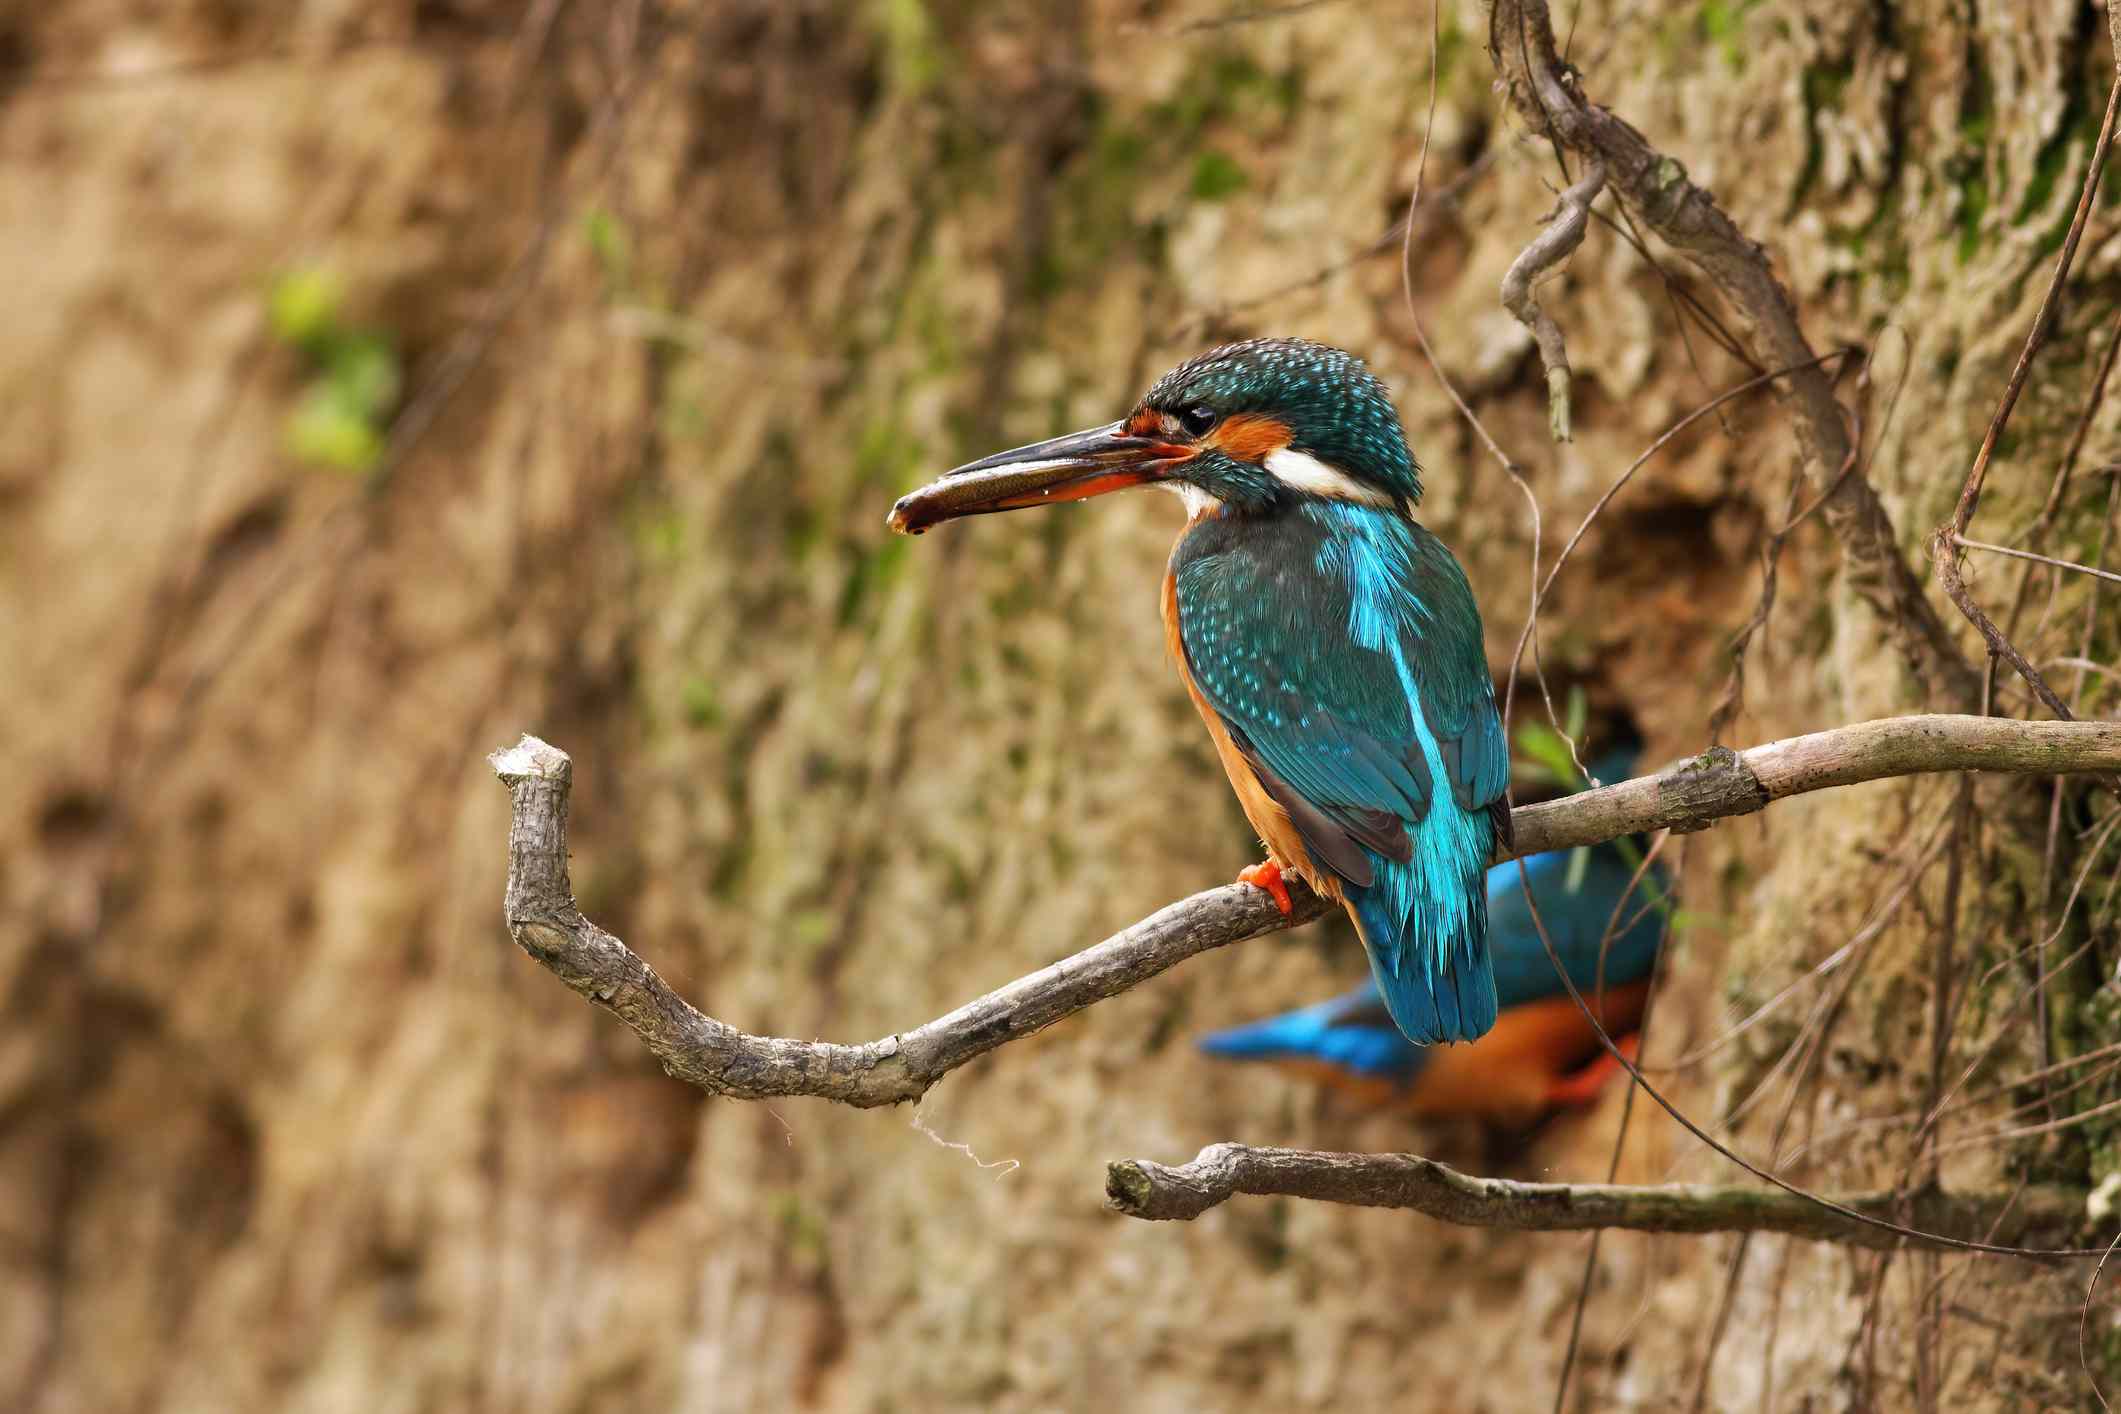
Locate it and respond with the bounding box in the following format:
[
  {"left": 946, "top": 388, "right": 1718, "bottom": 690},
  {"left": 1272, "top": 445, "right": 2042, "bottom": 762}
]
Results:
[
  {"left": 1403, "top": 980, "right": 1652, "bottom": 1122},
  {"left": 1160, "top": 567, "right": 1333, "bottom": 898}
]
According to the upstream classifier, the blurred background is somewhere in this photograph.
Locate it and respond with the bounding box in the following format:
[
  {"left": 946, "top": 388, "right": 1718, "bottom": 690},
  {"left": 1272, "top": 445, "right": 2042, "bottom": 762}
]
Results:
[{"left": 8, "top": 0, "right": 2121, "bottom": 1408}]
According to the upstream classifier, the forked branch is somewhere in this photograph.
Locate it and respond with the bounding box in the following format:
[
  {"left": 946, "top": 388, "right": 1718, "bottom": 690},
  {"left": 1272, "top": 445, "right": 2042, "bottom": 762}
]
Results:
[
  {"left": 491, "top": 715, "right": 2121, "bottom": 1108},
  {"left": 1483, "top": 0, "right": 1979, "bottom": 707}
]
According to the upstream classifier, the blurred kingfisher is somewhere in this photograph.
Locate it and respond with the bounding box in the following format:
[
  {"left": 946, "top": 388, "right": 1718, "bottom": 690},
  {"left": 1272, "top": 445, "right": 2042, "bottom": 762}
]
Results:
[
  {"left": 889, "top": 338, "right": 1510, "bottom": 1044},
  {"left": 1197, "top": 752, "right": 1668, "bottom": 1124}
]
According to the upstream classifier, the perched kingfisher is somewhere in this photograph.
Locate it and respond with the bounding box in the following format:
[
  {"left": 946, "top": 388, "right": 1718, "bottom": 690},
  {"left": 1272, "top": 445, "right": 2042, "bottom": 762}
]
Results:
[
  {"left": 889, "top": 338, "right": 1511, "bottom": 1044},
  {"left": 1197, "top": 755, "right": 1668, "bottom": 1124}
]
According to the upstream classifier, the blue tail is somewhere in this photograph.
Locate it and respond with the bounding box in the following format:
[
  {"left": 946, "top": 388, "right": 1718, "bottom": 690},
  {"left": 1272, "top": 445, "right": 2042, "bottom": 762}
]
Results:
[
  {"left": 1346, "top": 845, "right": 1497, "bottom": 1045},
  {"left": 1196, "top": 985, "right": 1420, "bottom": 1081}
]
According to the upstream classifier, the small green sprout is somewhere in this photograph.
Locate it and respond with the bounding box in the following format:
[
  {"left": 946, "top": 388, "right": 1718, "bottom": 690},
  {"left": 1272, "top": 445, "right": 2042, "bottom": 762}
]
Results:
[{"left": 267, "top": 269, "right": 401, "bottom": 476}]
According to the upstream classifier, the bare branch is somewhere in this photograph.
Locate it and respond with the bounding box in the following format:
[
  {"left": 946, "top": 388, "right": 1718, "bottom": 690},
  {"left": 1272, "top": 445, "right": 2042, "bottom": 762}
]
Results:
[
  {"left": 1483, "top": 0, "right": 1979, "bottom": 707},
  {"left": 1511, "top": 714, "right": 2121, "bottom": 853},
  {"left": 491, "top": 716, "right": 2121, "bottom": 1107},
  {"left": 1103, "top": 1144, "right": 2084, "bottom": 1253},
  {"left": 1501, "top": 161, "right": 1605, "bottom": 441},
  {"left": 492, "top": 738, "right": 1322, "bottom": 1107}
]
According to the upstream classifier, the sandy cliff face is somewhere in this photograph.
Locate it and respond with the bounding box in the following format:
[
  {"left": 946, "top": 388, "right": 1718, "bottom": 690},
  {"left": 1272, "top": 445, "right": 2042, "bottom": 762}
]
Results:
[{"left": 4, "top": 1, "right": 2118, "bottom": 1409}]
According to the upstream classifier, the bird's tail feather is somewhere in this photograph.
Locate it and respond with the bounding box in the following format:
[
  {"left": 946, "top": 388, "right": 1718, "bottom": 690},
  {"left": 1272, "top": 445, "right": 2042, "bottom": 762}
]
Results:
[{"left": 1345, "top": 854, "right": 1496, "bottom": 1045}]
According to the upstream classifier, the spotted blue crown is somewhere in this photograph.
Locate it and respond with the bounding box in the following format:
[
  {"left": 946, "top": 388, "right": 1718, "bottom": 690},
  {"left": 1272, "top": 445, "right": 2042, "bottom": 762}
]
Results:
[{"left": 1144, "top": 338, "right": 1424, "bottom": 503}]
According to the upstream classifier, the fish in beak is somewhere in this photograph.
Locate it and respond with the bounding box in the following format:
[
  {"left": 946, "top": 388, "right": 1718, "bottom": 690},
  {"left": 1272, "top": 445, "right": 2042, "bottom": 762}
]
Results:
[{"left": 886, "top": 421, "right": 1192, "bottom": 535}]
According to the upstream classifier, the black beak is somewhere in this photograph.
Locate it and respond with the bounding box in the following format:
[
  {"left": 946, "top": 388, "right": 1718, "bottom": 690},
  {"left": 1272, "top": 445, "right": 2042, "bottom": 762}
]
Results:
[{"left": 887, "top": 421, "right": 1190, "bottom": 535}]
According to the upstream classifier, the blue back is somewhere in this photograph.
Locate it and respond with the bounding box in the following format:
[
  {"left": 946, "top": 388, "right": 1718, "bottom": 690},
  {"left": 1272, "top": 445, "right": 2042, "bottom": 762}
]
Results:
[
  {"left": 1486, "top": 843, "right": 1664, "bottom": 1009},
  {"left": 1174, "top": 501, "right": 1510, "bottom": 1045}
]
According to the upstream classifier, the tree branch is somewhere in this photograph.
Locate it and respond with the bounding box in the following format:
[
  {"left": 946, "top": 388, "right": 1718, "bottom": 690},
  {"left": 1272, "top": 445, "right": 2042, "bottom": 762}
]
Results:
[
  {"left": 492, "top": 737, "right": 1325, "bottom": 1107},
  {"left": 491, "top": 716, "right": 2121, "bottom": 1107},
  {"left": 1103, "top": 1144, "right": 2083, "bottom": 1254},
  {"left": 1483, "top": 0, "right": 1980, "bottom": 708},
  {"left": 1500, "top": 160, "right": 1604, "bottom": 442},
  {"left": 1510, "top": 714, "right": 2121, "bottom": 853}
]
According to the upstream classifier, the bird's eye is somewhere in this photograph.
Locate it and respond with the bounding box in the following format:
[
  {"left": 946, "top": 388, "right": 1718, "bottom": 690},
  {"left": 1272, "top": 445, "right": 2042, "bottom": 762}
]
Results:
[{"left": 1179, "top": 404, "right": 1218, "bottom": 437}]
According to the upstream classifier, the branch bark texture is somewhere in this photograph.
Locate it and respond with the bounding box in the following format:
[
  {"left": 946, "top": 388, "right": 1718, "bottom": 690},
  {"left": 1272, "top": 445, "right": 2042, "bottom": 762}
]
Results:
[
  {"left": 1104, "top": 1144, "right": 2082, "bottom": 1252},
  {"left": 492, "top": 715, "right": 2121, "bottom": 1107},
  {"left": 493, "top": 738, "right": 1325, "bottom": 1107},
  {"left": 1484, "top": 0, "right": 1980, "bottom": 707}
]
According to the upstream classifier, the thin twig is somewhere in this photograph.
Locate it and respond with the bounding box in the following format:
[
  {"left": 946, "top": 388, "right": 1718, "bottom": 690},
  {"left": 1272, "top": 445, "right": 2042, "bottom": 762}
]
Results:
[
  {"left": 1942, "top": 70, "right": 2121, "bottom": 545},
  {"left": 2052, "top": 657, "right": 2121, "bottom": 688},
  {"left": 1956, "top": 537, "right": 2121, "bottom": 589},
  {"left": 1930, "top": 61, "right": 2121, "bottom": 720},
  {"left": 2037, "top": 306, "right": 2121, "bottom": 535},
  {"left": 1500, "top": 161, "right": 1606, "bottom": 441},
  {"left": 1511, "top": 845, "right": 2102, "bottom": 1260},
  {"left": 1710, "top": 350, "right": 1882, "bottom": 743},
  {"left": 1537, "top": 355, "right": 1857, "bottom": 608},
  {"left": 1504, "top": 351, "right": 1858, "bottom": 788},
  {"left": 1483, "top": 0, "right": 1978, "bottom": 707},
  {"left": 1555, "top": 829, "right": 1673, "bottom": 1414},
  {"left": 2088, "top": 1229, "right": 2121, "bottom": 1413},
  {"left": 1688, "top": 804, "right": 1933, "bottom": 1411},
  {"left": 1404, "top": 5, "right": 1523, "bottom": 479}
]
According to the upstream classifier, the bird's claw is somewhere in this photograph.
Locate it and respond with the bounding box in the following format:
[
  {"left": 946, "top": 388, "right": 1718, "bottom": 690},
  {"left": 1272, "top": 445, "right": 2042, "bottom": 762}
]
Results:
[{"left": 1238, "top": 859, "right": 1294, "bottom": 916}]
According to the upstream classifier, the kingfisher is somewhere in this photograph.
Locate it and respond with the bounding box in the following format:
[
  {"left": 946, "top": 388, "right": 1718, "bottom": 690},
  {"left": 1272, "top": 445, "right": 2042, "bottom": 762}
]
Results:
[
  {"left": 889, "top": 338, "right": 1510, "bottom": 1045},
  {"left": 1197, "top": 754, "right": 1668, "bottom": 1125}
]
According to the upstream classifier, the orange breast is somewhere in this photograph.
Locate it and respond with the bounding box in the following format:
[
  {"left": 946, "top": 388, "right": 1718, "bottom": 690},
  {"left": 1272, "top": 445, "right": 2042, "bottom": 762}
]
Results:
[
  {"left": 1160, "top": 564, "right": 1332, "bottom": 898},
  {"left": 1402, "top": 979, "right": 1652, "bottom": 1124}
]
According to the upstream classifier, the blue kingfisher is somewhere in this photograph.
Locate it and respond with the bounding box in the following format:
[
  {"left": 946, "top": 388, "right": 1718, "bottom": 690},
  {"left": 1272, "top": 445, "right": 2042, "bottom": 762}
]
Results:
[{"left": 889, "top": 338, "right": 1511, "bottom": 1045}]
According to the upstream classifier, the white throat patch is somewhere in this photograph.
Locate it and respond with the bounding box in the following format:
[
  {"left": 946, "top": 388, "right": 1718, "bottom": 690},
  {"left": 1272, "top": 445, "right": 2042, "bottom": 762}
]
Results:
[
  {"left": 1159, "top": 480, "right": 1224, "bottom": 519},
  {"left": 1263, "top": 447, "right": 1395, "bottom": 508}
]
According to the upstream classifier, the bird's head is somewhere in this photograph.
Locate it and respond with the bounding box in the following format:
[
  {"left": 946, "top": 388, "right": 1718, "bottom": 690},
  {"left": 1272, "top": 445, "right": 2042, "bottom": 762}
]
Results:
[{"left": 887, "top": 338, "right": 1421, "bottom": 534}]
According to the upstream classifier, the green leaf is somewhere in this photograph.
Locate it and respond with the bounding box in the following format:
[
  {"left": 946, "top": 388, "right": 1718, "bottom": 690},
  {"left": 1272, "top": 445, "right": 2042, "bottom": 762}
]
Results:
[
  {"left": 284, "top": 385, "right": 383, "bottom": 473},
  {"left": 1513, "top": 721, "right": 1580, "bottom": 790},
  {"left": 267, "top": 269, "right": 343, "bottom": 352},
  {"left": 1189, "top": 150, "right": 1248, "bottom": 201},
  {"left": 326, "top": 333, "right": 401, "bottom": 418}
]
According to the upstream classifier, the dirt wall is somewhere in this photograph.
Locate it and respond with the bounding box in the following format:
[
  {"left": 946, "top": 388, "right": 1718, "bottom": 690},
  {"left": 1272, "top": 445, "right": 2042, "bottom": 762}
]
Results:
[{"left": 5, "top": 1, "right": 2120, "bottom": 1408}]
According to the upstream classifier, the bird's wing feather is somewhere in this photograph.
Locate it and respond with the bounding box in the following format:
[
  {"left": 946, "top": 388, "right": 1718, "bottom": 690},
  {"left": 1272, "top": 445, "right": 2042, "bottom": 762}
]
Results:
[
  {"left": 1382, "top": 526, "right": 1511, "bottom": 825},
  {"left": 1175, "top": 515, "right": 1507, "bottom": 899}
]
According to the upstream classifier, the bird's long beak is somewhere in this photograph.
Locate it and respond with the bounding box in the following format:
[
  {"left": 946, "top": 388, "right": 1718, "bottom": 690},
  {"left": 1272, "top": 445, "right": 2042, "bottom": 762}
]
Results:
[{"left": 887, "top": 421, "right": 1190, "bottom": 535}]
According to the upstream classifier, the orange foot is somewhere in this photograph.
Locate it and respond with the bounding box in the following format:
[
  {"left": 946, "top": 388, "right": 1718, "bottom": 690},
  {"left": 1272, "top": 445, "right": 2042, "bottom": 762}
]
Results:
[
  {"left": 1238, "top": 859, "right": 1294, "bottom": 916},
  {"left": 1543, "top": 1031, "right": 1643, "bottom": 1109}
]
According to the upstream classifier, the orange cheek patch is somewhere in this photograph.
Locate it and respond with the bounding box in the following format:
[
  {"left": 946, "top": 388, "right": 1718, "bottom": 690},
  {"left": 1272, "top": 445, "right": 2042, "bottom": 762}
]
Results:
[{"left": 1209, "top": 412, "right": 1292, "bottom": 463}]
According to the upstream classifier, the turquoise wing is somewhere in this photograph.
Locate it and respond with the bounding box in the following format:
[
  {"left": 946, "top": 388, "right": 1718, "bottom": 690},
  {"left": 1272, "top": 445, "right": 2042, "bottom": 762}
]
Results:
[{"left": 1174, "top": 510, "right": 1508, "bottom": 892}]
